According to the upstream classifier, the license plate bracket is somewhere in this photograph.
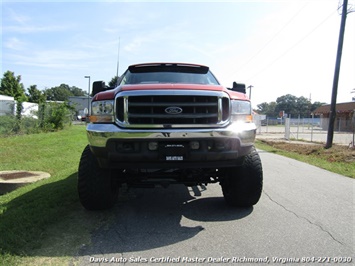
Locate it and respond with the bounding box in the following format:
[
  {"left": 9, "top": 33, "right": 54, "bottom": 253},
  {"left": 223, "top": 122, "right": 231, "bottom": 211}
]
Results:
[{"left": 159, "top": 143, "right": 187, "bottom": 161}]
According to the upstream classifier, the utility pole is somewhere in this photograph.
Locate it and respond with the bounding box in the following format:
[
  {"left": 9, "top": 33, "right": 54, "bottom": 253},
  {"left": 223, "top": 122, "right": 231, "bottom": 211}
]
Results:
[
  {"left": 116, "top": 37, "right": 120, "bottom": 87},
  {"left": 84, "top": 76, "right": 90, "bottom": 121},
  {"left": 325, "top": 0, "right": 349, "bottom": 149}
]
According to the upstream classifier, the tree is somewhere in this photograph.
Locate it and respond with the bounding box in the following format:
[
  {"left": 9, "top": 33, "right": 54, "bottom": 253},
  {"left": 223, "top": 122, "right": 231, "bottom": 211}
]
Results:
[
  {"left": 44, "top": 84, "right": 71, "bottom": 101},
  {"left": 0, "top": 71, "right": 28, "bottom": 131},
  {"left": 108, "top": 75, "right": 120, "bottom": 87},
  {"left": 275, "top": 94, "right": 298, "bottom": 118},
  {"left": 0, "top": 71, "right": 27, "bottom": 101},
  {"left": 256, "top": 101, "right": 277, "bottom": 117},
  {"left": 274, "top": 94, "right": 315, "bottom": 118},
  {"left": 44, "top": 84, "right": 86, "bottom": 101},
  {"left": 296, "top": 96, "right": 312, "bottom": 118},
  {"left": 310, "top": 101, "right": 326, "bottom": 113},
  {"left": 256, "top": 102, "right": 268, "bottom": 114},
  {"left": 257, "top": 95, "right": 326, "bottom": 120},
  {"left": 69, "top": 86, "right": 86, "bottom": 97},
  {"left": 26, "top": 85, "right": 46, "bottom": 103}
]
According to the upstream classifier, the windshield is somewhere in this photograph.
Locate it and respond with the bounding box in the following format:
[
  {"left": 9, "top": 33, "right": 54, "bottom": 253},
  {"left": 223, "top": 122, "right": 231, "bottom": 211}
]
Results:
[{"left": 119, "top": 65, "right": 220, "bottom": 85}]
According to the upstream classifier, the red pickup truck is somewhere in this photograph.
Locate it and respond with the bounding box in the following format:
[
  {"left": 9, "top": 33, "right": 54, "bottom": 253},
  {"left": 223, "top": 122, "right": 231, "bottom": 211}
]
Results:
[{"left": 78, "top": 63, "right": 263, "bottom": 210}]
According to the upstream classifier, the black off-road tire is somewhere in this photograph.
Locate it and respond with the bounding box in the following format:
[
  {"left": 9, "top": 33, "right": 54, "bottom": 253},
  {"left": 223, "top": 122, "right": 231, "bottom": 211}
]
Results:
[
  {"left": 78, "top": 145, "right": 119, "bottom": 210},
  {"left": 221, "top": 147, "right": 263, "bottom": 207}
]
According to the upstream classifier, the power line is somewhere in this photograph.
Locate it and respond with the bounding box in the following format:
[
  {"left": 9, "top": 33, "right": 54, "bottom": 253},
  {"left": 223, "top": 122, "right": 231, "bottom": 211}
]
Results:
[
  {"left": 225, "top": 2, "right": 309, "bottom": 80},
  {"left": 227, "top": 2, "right": 309, "bottom": 79},
  {"left": 245, "top": 10, "right": 337, "bottom": 83}
]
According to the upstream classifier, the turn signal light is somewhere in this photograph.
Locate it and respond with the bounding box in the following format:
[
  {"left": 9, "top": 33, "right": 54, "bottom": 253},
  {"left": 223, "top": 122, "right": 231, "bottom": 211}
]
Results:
[{"left": 89, "top": 115, "right": 114, "bottom": 123}]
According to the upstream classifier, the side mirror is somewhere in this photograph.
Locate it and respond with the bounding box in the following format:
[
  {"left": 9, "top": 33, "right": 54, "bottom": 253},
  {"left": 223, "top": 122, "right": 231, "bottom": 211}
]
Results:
[
  {"left": 231, "top": 82, "right": 246, "bottom": 94},
  {"left": 92, "top": 81, "right": 106, "bottom": 96}
]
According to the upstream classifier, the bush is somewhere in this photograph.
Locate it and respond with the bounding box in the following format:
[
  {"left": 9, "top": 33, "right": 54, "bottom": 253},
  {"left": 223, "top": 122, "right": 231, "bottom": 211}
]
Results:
[
  {"left": 0, "top": 115, "right": 17, "bottom": 135},
  {"left": 0, "top": 102, "right": 74, "bottom": 136},
  {"left": 39, "top": 102, "right": 73, "bottom": 131}
]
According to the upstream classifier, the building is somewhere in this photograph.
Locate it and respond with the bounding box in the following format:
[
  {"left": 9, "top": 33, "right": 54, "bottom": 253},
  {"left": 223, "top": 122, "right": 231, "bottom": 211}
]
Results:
[
  {"left": 313, "top": 102, "right": 355, "bottom": 132},
  {"left": 68, "top": 96, "right": 91, "bottom": 112},
  {"left": 0, "top": 95, "right": 38, "bottom": 117},
  {"left": 0, "top": 95, "right": 15, "bottom": 116},
  {"left": 68, "top": 96, "right": 92, "bottom": 120}
]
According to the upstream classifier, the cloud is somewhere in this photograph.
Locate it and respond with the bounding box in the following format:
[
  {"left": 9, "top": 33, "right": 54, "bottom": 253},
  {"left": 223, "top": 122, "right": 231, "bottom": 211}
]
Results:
[
  {"left": 124, "top": 37, "right": 145, "bottom": 53},
  {"left": 3, "top": 24, "right": 70, "bottom": 34},
  {"left": 2, "top": 5, "right": 73, "bottom": 34},
  {"left": 5, "top": 7, "right": 31, "bottom": 24},
  {"left": 7, "top": 49, "right": 91, "bottom": 69},
  {"left": 3, "top": 37, "right": 27, "bottom": 51}
]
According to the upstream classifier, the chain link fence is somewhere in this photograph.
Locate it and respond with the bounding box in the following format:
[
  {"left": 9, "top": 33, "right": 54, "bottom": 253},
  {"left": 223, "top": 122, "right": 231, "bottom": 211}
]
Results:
[{"left": 255, "top": 117, "right": 355, "bottom": 146}]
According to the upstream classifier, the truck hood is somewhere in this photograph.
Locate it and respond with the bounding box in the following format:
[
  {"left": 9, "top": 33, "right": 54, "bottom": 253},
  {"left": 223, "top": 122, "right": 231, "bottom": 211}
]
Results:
[
  {"left": 120, "top": 83, "right": 224, "bottom": 91},
  {"left": 93, "top": 83, "right": 249, "bottom": 101}
]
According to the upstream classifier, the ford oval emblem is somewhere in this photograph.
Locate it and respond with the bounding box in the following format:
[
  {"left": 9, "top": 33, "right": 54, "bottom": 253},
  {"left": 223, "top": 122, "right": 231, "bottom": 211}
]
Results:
[{"left": 165, "top": 106, "right": 183, "bottom": 115}]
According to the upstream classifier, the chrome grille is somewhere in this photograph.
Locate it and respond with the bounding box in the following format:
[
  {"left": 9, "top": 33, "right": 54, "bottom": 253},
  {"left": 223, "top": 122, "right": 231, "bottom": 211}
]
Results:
[{"left": 116, "top": 90, "right": 230, "bottom": 128}]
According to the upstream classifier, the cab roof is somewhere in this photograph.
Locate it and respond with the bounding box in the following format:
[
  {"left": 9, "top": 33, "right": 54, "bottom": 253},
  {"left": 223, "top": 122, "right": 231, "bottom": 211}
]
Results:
[{"left": 128, "top": 63, "right": 209, "bottom": 74}]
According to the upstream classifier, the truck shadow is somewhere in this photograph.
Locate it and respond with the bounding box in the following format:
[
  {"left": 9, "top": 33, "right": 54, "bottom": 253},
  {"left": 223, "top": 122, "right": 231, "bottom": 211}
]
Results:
[
  {"left": 79, "top": 184, "right": 253, "bottom": 255},
  {"left": 0, "top": 173, "right": 252, "bottom": 258}
]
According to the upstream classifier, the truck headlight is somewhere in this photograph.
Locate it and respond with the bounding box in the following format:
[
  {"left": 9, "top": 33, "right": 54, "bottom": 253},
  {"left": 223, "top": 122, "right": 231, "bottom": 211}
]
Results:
[
  {"left": 231, "top": 100, "right": 253, "bottom": 122},
  {"left": 90, "top": 100, "right": 114, "bottom": 123}
]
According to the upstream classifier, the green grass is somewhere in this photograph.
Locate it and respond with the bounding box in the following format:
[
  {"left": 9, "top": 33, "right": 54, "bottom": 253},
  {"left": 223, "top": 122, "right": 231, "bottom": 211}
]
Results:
[
  {"left": 255, "top": 140, "right": 355, "bottom": 178},
  {"left": 0, "top": 125, "right": 115, "bottom": 265}
]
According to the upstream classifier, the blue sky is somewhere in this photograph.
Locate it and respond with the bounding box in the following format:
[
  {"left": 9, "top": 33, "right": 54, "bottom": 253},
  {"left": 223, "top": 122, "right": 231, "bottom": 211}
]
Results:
[{"left": 2, "top": 0, "right": 355, "bottom": 108}]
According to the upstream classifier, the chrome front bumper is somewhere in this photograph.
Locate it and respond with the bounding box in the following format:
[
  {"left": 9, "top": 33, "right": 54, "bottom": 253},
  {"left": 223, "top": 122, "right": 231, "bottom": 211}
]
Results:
[
  {"left": 86, "top": 122, "right": 256, "bottom": 168},
  {"left": 86, "top": 122, "right": 256, "bottom": 148}
]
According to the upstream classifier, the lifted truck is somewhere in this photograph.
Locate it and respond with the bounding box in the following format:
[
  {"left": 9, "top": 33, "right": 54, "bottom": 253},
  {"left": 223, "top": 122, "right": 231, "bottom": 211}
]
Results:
[{"left": 78, "top": 63, "right": 263, "bottom": 210}]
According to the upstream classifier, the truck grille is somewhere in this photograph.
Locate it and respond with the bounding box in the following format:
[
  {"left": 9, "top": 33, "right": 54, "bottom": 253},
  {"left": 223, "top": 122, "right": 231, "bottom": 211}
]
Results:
[{"left": 116, "top": 91, "right": 230, "bottom": 128}]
